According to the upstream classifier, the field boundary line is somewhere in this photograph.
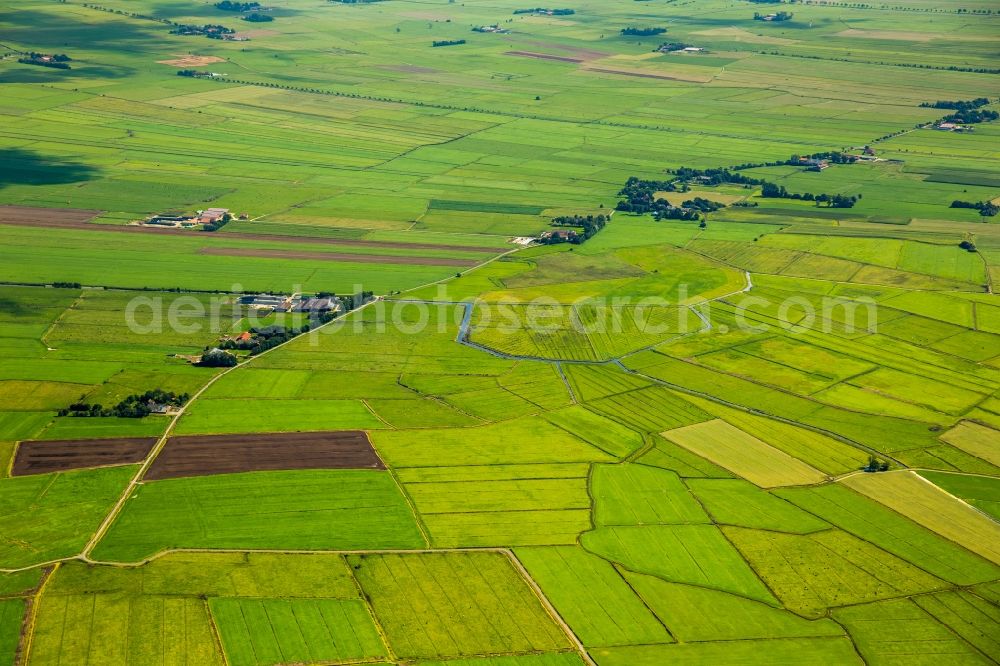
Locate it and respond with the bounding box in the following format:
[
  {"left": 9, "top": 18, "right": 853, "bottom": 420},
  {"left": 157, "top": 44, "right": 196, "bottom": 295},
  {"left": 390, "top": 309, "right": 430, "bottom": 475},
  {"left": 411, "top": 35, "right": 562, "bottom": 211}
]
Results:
[
  {"left": 555, "top": 362, "right": 577, "bottom": 404},
  {"left": 343, "top": 558, "right": 398, "bottom": 664},
  {"left": 908, "top": 470, "right": 1000, "bottom": 526},
  {"left": 78, "top": 299, "right": 382, "bottom": 560},
  {"left": 80, "top": 546, "right": 517, "bottom": 569},
  {"left": 39, "top": 290, "right": 85, "bottom": 350},
  {"left": 380, "top": 454, "right": 432, "bottom": 549},
  {"left": 202, "top": 597, "right": 231, "bottom": 666},
  {"left": 16, "top": 563, "right": 56, "bottom": 666},
  {"left": 504, "top": 549, "right": 596, "bottom": 666}
]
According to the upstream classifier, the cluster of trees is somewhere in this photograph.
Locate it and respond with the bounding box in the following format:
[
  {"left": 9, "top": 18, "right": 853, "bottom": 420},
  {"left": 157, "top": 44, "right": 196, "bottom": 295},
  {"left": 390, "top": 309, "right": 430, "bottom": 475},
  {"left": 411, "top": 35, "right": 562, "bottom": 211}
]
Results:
[
  {"left": 682, "top": 197, "right": 725, "bottom": 213},
  {"left": 551, "top": 214, "right": 608, "bottom": 241},
  {"left": 922, "top": 98, "right": 998, "bottom": 124},
  {"left": 19, "top": 53, "right": 72, "bottom": 69},
  {"left": 672, "top": 167, "right": 763, "bottom": 187},
  {"left": 59, "top": 390, "right": 189, "bottom": 418},
  {"left": 761, "top": 182, "right": 860, "bottom": 207},
  {"left": 52, "top": 281, "right": 82, "bottom": 288},
  {"left": 202, "top": 214, "right": 232, "bottom": 232},
  {"left": 199, "top": 348, "right": 238, "bottom": 367},
  {"left": 921, "top": 98, "right": 990, "bottom": 111},
  {"left": 242, "top": 12, "right": 273, "bottom": 21},
  {"left": 337, "top": 290, "right": 374, "bottom": 313},
  {"left": 432, "top": 39, "right": 466, "bottom": 47},
  {"left": 177, "top": 69, "right": 212, "bottom": 78},
  {"left": 943, "top": 109, "right": 999, "bottom": 125},
  {"left": 959, "top": 240, "right": 978, "bottom": 252},
  {"left": 171, "top": 24, "right": 235, "bottom": 36},
  {"left": 656, "top": 42, "right": 691, "bottom": 52},
  {"left": 951, "top": 200, "right": 999, "bottom": 217},
  {"left": 615, "top": 178, "right": 712, "bottom": 220},
  {"left": 215, "top": 0, "right": 260, "bottom": 9},
  {"left": 863, "top": 456, "right": 889, "bottom": 473},
  {"left": 621, "top": 27, "right": 667, "bottom": 36},
  {"left": 754, "top": 11, "right": 793, "bottom": 19},
  {"left": 513, "top": 7, "right": 574, "bottom": 14},
  {"left": 216, "top": 0, "right": 259, "bottom": 9},
  {"left": 792, "top": 151, "right": 858, "bottom": 164},
  {"left": 26, "top": 52, "right": 71, "bottom": 61}
]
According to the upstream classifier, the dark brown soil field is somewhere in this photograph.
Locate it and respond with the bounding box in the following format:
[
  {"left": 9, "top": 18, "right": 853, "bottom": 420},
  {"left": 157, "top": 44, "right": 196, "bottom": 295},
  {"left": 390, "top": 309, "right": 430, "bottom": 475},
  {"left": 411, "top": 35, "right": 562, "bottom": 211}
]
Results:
[
  {"left": 506, "top": 51, "right": 583, "bottom": 63},
  {"left": 11, "top": 438, "right": 157, "bottom": 476},
  {"left": 199, "top": 247, "right": 480, "bottom": 267},
  {"left": 144, "top": 430, "right": 384, "bottom": 480},
  {"left": 0, "top": 205, "right": 501, "bottom": 253},
  {"left": 0, "top": 205, "right": 102, "bottom": 227}
]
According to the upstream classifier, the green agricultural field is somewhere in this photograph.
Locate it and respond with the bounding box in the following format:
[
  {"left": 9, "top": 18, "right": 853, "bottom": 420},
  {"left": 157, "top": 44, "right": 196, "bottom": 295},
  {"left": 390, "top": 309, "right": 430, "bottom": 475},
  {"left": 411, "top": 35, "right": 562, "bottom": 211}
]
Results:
[
  {"left": 0, "top": 465, "right": 135, "bottom": 568},
  {"left": 349, "top": 552, "right": 573, "bottom": 660},
  {"left": 3, "top": 0, "right": 1000, "bottom": 662},
  {"left": 210, "top": 598, "right": 387, "bottom": 666},
  {"left": 92, "top": 470, "right": 426, "bottom": 562}
]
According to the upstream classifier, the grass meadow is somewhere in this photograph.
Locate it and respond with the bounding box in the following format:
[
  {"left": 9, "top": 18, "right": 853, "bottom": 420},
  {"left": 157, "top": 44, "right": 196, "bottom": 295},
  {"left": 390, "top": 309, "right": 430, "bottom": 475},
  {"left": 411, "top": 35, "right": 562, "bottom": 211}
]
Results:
[{"left": 2, "top": 0, "right": 999, "bottom": 663}]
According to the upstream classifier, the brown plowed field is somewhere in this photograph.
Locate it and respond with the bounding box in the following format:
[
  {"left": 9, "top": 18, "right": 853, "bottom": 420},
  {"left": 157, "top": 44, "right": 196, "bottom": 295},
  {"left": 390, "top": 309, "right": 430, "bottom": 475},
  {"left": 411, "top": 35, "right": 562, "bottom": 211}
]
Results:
[
  {"left": 199, "top": 247, "right": 480, "bottom": 267},
  {"left": 0, "top": 205, "right": 102, "bottom": 226},
  {"left": 144, "top": 430, "right": 384, "bottom": 480},
  {"left": 0, "top": 205, "right": 501, "bottom": 253},
  {"left": 11, "top": 438, "right": 157, "bottom": 476}
]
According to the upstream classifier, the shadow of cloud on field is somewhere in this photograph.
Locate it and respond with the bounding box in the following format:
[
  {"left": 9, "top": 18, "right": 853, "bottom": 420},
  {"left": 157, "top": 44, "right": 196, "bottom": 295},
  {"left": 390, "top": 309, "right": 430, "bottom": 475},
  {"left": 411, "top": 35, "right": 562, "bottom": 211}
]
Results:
[
  {"left": 0, "top": 149, "right": 99, "bottom": 189},
  {"left": 1, "top": 62, "right": 136, "bottom": 84},
  {"left": 2, "top": 9, "right": 173, "bottom": 50}
]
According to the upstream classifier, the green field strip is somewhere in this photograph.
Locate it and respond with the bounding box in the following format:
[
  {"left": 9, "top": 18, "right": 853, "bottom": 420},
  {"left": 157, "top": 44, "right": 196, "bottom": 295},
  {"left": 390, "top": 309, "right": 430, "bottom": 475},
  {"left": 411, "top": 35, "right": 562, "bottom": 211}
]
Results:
[
  {"left": 834, "top": 597, "right": 995, "bottom": 665},
  {"left": 348, "top": 552, "right": 571, "bottom": 660},
  {"left": 210, "top": 597, "right": 389, "bottom": 666},
  {"left": 724, "top": 526, "right": 948, "bottom": 619},
  {"left": 0, "top": 598, "right": 25, "bottom": 666},
  {"left": 590, "top": 636, "right": 863, "bottom": 665},
  {"left": 581, "top": 524, "right": 778, "bottom": 605},
  {"left": 776, "top": 484, "right": 1000, "bottom": 586},
  {"left": 0, "top": 465, "right": 136, "bottom": 569},
  {"left": 623, "top": 571, "right": 845, "bottom": 642},
  {"left": 90, "top": 470, "right": 426, "bottom": 563},
  {"left": 591, "top": 464, "right": 709, "bottom": 526}
]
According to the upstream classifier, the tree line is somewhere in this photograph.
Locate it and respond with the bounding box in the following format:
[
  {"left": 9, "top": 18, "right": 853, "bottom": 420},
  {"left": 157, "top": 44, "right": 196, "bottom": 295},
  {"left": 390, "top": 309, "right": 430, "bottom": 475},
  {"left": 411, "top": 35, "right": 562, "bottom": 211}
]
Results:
[
  {"left": 547, "top": 214, "right": 608, "bottom": 243},
  {"left": 513, "top": 8, "right": 575, "bottom": 14},
  {"left": 951, "top": 200, "right": 999, "bottom": 217},
  {"left": 215, "top": 0, "right": 260, "bottom": 10},
  {"left": 59, "top": 390, "right": 189, "bottom": 418},
  {"left": 621, "top": 27, "right": 667, "bottom": 36},
  {"left": 754, "top": 11, "right": 793, "bottom": 19}
]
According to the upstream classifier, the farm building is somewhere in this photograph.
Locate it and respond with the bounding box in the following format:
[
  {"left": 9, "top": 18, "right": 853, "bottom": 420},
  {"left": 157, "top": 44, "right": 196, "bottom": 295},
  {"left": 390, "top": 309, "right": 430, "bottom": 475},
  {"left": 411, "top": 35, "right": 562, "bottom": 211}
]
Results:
[
  {"left": 541, "top": 229, "right": 579, "bottom": 242},
  {"left": 197, "top": 207, "right": 230, "bottom": 224},
  {"left": 293, "top": 297, "right": 340, "bottom": 313},
  {"left": 239, "top": 294, "right": 292, "bottom": 310}
]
